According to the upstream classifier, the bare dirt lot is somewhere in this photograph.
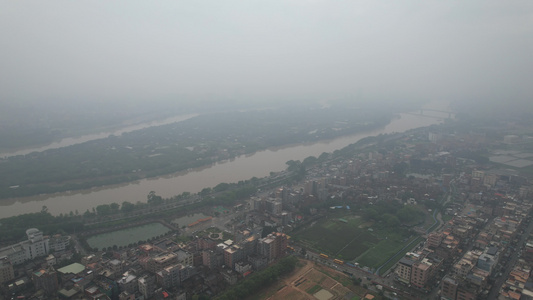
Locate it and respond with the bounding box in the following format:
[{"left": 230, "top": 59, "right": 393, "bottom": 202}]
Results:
[{"left": 253, "top": 258, "right": 374, "bottom": 300}]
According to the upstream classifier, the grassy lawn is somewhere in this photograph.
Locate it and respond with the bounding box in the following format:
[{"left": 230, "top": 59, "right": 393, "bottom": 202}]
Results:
[
  {"left": 442, "top": 214, "right": 453, "bottom": 223},
  {"left": 423, "top": 211, "right": 437, "bottom": 229},
  {"left": 357, "top": 239, "right": 406, "bottom": 268},
  {"left": 294, "top": 212, "right": 414, "bottom": 268},
  {"left": 377, "top": 236, "right": 424, "bottom": 275},
  {"left": 294, "top": 215, "right": 379, "bottom": 260},
  {"left": 357, "top": 224, "right": 412, "bottom": 264}
]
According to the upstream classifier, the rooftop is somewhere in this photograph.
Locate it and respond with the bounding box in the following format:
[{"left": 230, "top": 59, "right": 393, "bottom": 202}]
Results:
[{"left": 58, "top": 263, "right": 85, "bottom": 275}]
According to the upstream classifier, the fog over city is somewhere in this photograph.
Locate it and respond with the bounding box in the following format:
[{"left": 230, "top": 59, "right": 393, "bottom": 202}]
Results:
[
  {"left": 3, "top": 3, "right": 533, "bottom": 299},
  {"left": 1, "top": 1, "right": 532, "bottom": 107}
]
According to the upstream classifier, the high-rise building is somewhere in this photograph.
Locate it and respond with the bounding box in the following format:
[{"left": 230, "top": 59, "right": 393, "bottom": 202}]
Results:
[
  {"left": 224, "top": 245, "right": 243, "bottom": 269},
  {"left": 24, "top": 228, "right": 49, "bottom": 259},
  {"left": 427, "top": 232, "right": 443, "bottom": 249},
  {"left": 138, "top": 275, "right": 156, "bottom": 299},
  {"left": 48, "top": 234, "right": 71, "bottom": 252},
  {"left": 395, "top": 258, "right": 413, "bottom": 284},
  {"left": 258, "top": 236, "right": 276, "bottom": 261},
  {"left": 258, "top": 233, "right": 288, "bottom": 262},
  {"left": 118, "top": 272, "right": 137, "bottom": 295},
  {"left": 176, "top": 249, "right": 193, "bottom": 266},
  {"left": 265, "top": 198, "right": 283, "bottom": 216},
  {"left": 0, "top": 257, "right": 15, "bottom": 284},
  {"left": 0, "top": 228, "right": 50, "bottom": 265},
  {"left": 32, "top": 267, "right": 58, "bottom": 296},
  {"left": 411, "top": 260, "right": 433, "bottom": 289},
  {"left": 202, "top": 250, "right": 223, "bottom": 270},
  {"left": 145, "top": 253, "right": 178, "bottom": 272},
  {"left": 240, "top": 235, "right": 258, "bottom": 257},
  {"left": 157, "top": 263, "right": 186, "bottom": 288},
  {"left": 441, "top": 276, "right": 458, "bottom": 300}
]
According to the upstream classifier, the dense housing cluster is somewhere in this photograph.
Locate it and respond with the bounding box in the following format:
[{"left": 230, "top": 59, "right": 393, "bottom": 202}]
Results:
[{"left": 2, "top": 115, "right": 533, "bottom": 299}]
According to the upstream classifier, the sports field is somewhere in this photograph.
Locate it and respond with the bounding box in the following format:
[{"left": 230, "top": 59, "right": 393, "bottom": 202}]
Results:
[
  {"left": 294, "top": 214, "right": 413, "bottom": 269},
  {"left": 295, "top": 216, "right": 378, "bottom": 260}
]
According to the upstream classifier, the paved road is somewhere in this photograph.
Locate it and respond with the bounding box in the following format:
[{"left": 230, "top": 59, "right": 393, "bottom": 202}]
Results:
[
  {"left": 71, "top": 234, "right": 87, "bottom": 256},
  {"left": 487, "top": 216, "right": 533, "bottom": 300}
]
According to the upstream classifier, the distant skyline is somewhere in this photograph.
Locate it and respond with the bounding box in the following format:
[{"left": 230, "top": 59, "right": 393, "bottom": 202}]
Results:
[{"left": 1, "top": 1, "right": 532, "bottom": 106}]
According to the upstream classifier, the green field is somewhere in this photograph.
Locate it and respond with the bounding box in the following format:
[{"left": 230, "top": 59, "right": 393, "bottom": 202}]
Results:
[
  {"left": 294, "top": 214, "right": 413, "bottom": 268},
  {"left": 376, "top": 236, "right": 424, "bottom": 275},
  {"left": 354, "top": 225, "right": 415, "bottom": 269},
  {"left": 294, "top": 216, "right": 378, "bottom": 260}
]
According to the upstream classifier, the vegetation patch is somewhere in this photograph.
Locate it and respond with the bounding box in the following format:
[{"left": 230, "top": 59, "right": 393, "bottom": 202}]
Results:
[
  {"left": 377, "top": 236, "right": 424, "bottom": 275},
  {"left": 294, "top": 216, "right": 379, "bottom": 260},
  {"left": 356, "top": 224, "right": 415, "bottom": 269},
  {"left": 307, "top": 284, "right": 322, "bottom": 294}
]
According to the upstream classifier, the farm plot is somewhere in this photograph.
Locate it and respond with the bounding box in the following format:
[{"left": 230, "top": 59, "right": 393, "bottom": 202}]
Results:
[{"left": 255, "top": 260, "right": 369, "bottom": 300}]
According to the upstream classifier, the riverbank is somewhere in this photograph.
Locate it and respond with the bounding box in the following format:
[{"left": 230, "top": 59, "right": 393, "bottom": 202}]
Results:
[
  {"left": 0, "top": 111, "right": 444, "bottom": 218},
  {"left": 0, "top": 106, "right": 393, "bottom": 200}
]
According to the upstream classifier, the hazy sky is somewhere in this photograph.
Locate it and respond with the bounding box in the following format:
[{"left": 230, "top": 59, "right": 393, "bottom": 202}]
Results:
[{"left": 1, "top": 1, "right": 532, "bottom": 105}]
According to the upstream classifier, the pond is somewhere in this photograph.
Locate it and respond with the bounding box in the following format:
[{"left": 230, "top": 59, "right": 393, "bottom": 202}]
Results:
[{"left": 86, "top": 222, "right": 171, "bottom": 250}]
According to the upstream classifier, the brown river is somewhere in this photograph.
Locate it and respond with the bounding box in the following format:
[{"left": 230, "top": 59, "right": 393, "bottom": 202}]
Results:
[{"left": 0, "top": 108, "right": 450, "bottom": 218}]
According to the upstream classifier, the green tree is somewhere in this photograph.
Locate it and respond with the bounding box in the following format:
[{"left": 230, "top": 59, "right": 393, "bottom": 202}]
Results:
[
  {"left": 199, "top": 187, "right": 212, "bottom": 196},
  {"left": 364, "top": 208, "right": 379, "bottom": 220},
  {"left": 121, "top": 201, "right": 135, "bottom": 212},
  {"left": 213, "top": 183, "right": 229, "bottom": 192},
  {"left": 318, "top": 152, "right": 330, "bottom": 161},
  {"left": 96, "top": 204, "right": 112, "bottom": 215},
  {"left": 383, "top": 213, "right": 401, "bottom": 227},
  {"left": 397, "top": 205, "right": 424, "bottom": 224},
  {"left": 110, "top": 202, "right": 119, "bottom": 211},
  {"left": 147, "top": 191, "right": 163, "bottom": 206},
  {"left": 285, "top": 160, "right": 301, "bottom": 172},
  {"left": 302, "top": 156, "right": 317, "bottom": 167}
]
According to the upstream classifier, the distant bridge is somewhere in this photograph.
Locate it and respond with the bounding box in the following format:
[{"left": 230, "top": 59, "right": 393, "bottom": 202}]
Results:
[{"left": 419, "top": 109, "right": 455, "bottom": 119}]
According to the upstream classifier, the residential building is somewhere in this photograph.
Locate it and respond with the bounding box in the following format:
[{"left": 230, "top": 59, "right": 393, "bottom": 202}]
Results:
[
  {"left": 224, "top": 245, "right": 243, "bottom": 269},
  {"left": 0, "top": 228, "right": 50, "bottom": 265},
  {"left": 176, "top": 249, "right": 193, "bottom": 266},
  {"left": 395, "top": 258, "right": 413, "bottom": 284},
  {"left": 202, "top": 250, "right": 223, "bottom": 270},
  {"left": 24, "top": 228, "right": 49, "bottom": 259},
  {"left": 32, "top": 267, "right": 59, "bottom": 296},
  {"left": 0, "top": 257, "right": 15, "bottom": 284},
  {"left": 138, "top": 275, "right": 156, "bottom": 299},
  {"left": 411, "top": 260, "right": 432, "bottom": 289},
  {"left": 157, "top": 263, "right": 185, "bottom": 289},
  {"left": 441, "top": 276, "right": 458, "bottom": 300},
  {"left": 118, "top": 272, "right": 137, "bottom": 295},
  {"left": 48, "top": 234, "right": 71, "bottom": 252},
  {"left": 146, "top": 252, "right": 178, "bottom": 272}
]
